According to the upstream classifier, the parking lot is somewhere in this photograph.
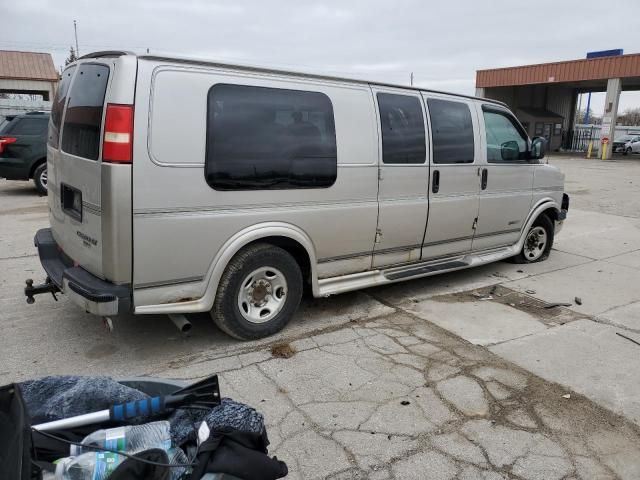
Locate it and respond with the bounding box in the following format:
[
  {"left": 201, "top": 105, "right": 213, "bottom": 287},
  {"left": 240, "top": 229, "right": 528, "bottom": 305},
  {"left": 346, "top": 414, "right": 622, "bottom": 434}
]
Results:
[{"left": 1, "top": 154, "right": 640, "bottom": 479}]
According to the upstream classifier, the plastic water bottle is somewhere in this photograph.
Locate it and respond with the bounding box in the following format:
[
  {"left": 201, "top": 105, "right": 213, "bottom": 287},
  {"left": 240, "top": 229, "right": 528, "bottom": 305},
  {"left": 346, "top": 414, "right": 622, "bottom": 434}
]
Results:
[
  {"left": 55, "top": 449, "right": 188, "bottom": 480},
  {"left": 70, "top": 421, "right": 172, "bottom": 456},
  {"left": 55, "top": 451, "right": 125, "bottom": 480},
  {"left": 56, "top": 421, "right": 189, "bottom": 480},
  {"left": 166, "top": 447, "right": 189, "bottom": 480}
]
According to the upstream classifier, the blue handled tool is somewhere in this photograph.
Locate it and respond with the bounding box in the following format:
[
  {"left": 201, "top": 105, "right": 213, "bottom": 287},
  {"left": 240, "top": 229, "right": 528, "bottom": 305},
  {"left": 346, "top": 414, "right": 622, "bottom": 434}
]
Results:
[{"left": 33, "top": 375, "right": 220, "bottom": 432}]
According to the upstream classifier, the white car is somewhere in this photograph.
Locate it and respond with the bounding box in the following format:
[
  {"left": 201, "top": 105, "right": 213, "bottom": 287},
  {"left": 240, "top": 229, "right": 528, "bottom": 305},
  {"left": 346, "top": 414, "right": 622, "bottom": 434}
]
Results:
[
  {"left": 626, "top": 136, "right": 640, "bottom": 155},
  {"left": 613, "top": 134, "right": 640, "bottom": 155}
]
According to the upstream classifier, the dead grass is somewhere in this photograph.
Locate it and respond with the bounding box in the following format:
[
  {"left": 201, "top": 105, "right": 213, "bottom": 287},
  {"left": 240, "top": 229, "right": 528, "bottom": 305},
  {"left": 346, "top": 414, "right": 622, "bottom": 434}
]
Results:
[{"left": 271, "top": 342, "right": 297, "bottom": 359}]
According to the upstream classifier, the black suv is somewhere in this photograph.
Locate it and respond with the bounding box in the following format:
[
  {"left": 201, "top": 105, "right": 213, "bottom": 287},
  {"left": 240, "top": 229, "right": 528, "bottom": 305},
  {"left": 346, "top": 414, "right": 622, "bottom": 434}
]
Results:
[{"left": 0, "top": 111, "right": 49, "bottom": 194}]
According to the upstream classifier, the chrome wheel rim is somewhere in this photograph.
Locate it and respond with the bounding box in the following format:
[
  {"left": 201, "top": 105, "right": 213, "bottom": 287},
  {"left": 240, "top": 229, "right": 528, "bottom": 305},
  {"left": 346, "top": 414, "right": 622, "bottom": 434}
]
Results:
[
  {"left": 524, "top": 226, "right": 547, "bottom": 261},
  {"left": 40, "top": 168, "right": 47, "bottom": 186},
  {"left": 237, "top": 267, "right": 287, "bottom": 323}
]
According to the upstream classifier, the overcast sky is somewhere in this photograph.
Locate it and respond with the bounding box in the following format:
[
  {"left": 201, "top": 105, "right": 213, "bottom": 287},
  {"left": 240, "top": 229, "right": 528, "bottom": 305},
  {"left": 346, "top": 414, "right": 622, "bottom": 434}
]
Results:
[{"left": 3, "top": 0, "right": 640, "bottom": 111}]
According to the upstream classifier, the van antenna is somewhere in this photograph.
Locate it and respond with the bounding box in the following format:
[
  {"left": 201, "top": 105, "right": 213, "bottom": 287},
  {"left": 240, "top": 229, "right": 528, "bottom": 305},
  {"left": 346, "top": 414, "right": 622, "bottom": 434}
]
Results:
[{"left": 73, "top": 20, "right": 79, "bottom": 56}]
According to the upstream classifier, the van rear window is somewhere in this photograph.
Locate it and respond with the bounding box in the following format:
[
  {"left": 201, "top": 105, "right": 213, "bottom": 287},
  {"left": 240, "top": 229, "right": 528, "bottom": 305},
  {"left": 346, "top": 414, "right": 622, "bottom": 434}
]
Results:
[
  {"left": 49, "top": 66, "right": 75, "bottom": 147},
  {"left": 205, "top": 84, "right": 337, "bottom": 190},
  {"left": 61, "top": 64, "right": 110, "bottom": 160}
]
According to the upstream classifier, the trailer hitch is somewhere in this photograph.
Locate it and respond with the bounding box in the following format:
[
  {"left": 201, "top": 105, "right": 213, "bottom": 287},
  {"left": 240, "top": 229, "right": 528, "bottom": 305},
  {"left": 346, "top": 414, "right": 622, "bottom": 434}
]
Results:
[{"left": 25, "top": 278, "right": 60, "bottom": 304}]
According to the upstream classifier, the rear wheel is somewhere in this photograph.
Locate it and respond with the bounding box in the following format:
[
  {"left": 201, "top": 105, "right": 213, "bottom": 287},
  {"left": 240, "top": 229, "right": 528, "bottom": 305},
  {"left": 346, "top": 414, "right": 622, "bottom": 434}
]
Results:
[
  {"left": 511, "top": 215, "right": 554, "bottom": 264},
  {"left": 211, "top": 243, "right": 303, "bottom": 340},
  {"left": 33, "top": 163, "right": 48, "bottom": 195}
]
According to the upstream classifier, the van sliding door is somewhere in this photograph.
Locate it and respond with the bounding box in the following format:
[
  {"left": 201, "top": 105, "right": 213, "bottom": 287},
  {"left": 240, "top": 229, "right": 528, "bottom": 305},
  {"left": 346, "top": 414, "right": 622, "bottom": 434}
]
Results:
[
  {"left": 421, "top": 95, "right": 481, "bottom": 260},
  {"left": 371, "top": 88, "right": 430, "bottom": 268}
]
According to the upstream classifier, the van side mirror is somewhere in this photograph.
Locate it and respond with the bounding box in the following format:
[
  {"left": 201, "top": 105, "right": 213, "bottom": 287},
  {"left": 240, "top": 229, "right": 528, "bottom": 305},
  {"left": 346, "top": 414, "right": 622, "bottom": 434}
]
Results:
[
  {"left": 500, "top": 140, "right": 520, "bottom": 161},
  {"left": 529, "top": 136, "right": 546, "bottom": 161}
]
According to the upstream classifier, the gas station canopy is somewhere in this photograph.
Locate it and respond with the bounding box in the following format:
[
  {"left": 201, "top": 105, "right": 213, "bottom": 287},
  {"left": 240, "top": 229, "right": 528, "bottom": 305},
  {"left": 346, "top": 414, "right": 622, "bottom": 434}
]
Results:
[{"left": 476, "top": 53, "right": 640, "bottom": 91}]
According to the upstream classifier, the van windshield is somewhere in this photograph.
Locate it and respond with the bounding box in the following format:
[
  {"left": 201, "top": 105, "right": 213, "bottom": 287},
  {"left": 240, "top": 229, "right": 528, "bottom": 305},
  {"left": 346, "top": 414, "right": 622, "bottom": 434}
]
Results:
[{"left": 60, "top": 64, "right": 110, "bottom": 160}]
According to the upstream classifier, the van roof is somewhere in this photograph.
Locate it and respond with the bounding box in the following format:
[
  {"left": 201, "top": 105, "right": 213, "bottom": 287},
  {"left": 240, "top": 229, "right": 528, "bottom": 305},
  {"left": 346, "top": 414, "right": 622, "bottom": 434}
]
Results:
[{"left": 78, "top": 50, "right": 506, "bottom": 107}]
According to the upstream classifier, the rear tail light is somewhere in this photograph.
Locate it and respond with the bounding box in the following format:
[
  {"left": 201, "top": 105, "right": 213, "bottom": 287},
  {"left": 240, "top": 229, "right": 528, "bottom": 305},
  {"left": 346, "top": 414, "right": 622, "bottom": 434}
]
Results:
[
  {"left": 103, "top": 104, "right": 133, "bottom": 163},
  {"left": 0, "top": 137, "right": 17, "bottom": 155}
]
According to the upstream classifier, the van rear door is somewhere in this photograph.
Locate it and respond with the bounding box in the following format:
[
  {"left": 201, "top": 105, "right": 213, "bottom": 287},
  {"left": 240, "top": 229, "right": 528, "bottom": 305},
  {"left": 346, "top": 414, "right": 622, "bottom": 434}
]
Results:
[
  {"left": 47, "top": 53, "right": 141, "bottom": 286},
  {"left": 48, "top": 63, "right": 109, "bottom": 278}
]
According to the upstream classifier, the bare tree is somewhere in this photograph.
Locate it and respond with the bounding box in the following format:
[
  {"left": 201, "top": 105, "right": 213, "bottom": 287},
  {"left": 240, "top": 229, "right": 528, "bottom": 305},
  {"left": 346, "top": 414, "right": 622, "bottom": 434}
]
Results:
[
  {"left": 617, "top": 108, "right": 640, "bottom": 126},
  {"left": 576, "top": 108, "right": 601, "bottom": 125}
]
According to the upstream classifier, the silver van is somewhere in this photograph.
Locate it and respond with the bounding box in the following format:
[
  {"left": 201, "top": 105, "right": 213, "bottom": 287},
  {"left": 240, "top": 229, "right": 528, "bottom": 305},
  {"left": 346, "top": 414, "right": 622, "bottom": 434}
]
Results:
[{"left": 25, "top": 51, "right": 569, "bottom": 340}]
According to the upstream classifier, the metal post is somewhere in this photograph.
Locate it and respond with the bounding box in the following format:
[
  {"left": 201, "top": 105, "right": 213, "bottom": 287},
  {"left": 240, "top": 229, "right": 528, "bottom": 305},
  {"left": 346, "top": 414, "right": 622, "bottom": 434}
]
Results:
[
  {"left": 584, "top": 92, "right": 592, "bottom": 124},
  {"left": 600, "top": 78, "right": 622, "bottom": 160},
  {"left": 576, "top": 92, "right": 583, "bottom": 124},
  {"left": 73, "top": 20, "right": 79, "bottom": 56}
]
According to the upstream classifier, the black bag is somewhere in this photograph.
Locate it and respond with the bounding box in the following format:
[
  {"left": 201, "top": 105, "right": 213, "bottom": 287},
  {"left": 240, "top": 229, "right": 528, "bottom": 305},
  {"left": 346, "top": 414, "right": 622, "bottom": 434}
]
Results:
[
  {"left": 109, "top": 448, "right": 171, "bottom": 480},
  {"left": 191, "top": 427, "right": 287, "bottom": 480},
  {"left": 0, "top": 384, "right": 40, "bottom": 480}
]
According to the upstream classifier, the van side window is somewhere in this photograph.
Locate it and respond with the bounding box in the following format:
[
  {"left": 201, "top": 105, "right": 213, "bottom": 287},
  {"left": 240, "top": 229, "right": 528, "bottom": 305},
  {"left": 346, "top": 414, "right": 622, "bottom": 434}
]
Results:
[
  {"left": 427, "top": 98, "right": 474, "bottom": 164},
  {"left": 205, "top": 84, "right": 337, "bottom": 191},
  {"left": 49, "top": 66, "right": 76, "bottom": 148},
  {"left": 61, "top": 64, "right": 110, "bottom": 161},
  {"left": 483, "top": 109, "right": 528, "bottom": 163},
  {"left": 376, "top": 93, "right": 426, "bottom": 164}
]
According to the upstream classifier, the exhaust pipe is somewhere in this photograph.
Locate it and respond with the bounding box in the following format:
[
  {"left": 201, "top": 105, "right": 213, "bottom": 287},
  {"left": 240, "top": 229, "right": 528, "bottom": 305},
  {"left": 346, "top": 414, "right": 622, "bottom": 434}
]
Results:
[{"left": 168, "top": 314, "right": 192, "bottom": 334}]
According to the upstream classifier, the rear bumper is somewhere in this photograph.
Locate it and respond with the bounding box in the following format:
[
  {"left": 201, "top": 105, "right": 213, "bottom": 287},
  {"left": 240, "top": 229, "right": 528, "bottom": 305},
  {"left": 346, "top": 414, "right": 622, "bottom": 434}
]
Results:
[
  {"left": 34, "top": 228, "right": 131, "bottom": 315},
  {"left": 0, "top": 157, "right": 30, "bottom": 180}
]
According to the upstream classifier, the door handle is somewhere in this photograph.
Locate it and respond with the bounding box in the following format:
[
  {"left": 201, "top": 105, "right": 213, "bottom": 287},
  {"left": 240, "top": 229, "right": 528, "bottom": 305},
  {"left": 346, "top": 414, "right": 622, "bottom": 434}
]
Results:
[
  {"left": 481, "top": 168, "right": 488, "bottom": 190},
  {"left": 432, "top": 170, "right": 440, "bottom": 193}
]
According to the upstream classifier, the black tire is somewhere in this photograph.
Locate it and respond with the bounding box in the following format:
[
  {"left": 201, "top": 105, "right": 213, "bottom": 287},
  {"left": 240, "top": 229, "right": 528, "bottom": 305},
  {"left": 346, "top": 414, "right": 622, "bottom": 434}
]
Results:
[
  {"left": 510, "top": 214, "right": 554, "bottom": 264},
  {"left": 625, "top": 147, "right": 632, "bottom": 156},
  {"left": 211, "top": 243, "right": 303, "bottom": 340},
  {"left": 33, "top": 163, "right": 48, "bottom": 195}
]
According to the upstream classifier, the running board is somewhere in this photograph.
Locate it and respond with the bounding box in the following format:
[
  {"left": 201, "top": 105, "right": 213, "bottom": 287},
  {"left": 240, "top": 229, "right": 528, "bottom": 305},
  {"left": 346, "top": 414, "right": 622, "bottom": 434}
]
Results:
[
  {"left": 384, "top": 260, "right": 468, "bottom": 280},
  {"left": 317, "top": 244, "right": 519, "bottom": 298}
]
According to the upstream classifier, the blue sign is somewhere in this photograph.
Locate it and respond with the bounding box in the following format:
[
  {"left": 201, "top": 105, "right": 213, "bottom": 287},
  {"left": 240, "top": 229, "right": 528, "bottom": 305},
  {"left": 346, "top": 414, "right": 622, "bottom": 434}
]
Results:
[{"left": 586, "top": 49, "right": 623, "bottom": 59}]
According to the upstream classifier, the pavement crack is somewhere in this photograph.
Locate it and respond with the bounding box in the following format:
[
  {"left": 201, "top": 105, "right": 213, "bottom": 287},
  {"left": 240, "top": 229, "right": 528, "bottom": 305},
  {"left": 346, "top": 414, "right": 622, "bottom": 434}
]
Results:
[{"left": 0, "top": 253, "right": 38, "bottom": 261}]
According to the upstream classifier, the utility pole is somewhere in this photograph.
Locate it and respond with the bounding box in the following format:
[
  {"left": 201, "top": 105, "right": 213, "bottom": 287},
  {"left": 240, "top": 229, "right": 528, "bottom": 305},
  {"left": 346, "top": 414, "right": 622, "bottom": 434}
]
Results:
[
  {"left": 410, "top": 72, "right": 414, "bottom": 86},
  {"left": 73, "top": 20, "right": 79, "bottom": 56}
]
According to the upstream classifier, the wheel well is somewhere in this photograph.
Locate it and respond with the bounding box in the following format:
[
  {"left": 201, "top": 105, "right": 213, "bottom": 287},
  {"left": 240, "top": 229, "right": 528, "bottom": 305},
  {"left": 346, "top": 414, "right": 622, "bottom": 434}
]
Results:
[
  {"left": 540, "top": 207, "right": 559, "bottom": 223},
  {"left": 29, "top": 158, "right": 46, "bottom": 178},
  {"left": 246, "top": 236, "right": 312, "bottom": 285}
]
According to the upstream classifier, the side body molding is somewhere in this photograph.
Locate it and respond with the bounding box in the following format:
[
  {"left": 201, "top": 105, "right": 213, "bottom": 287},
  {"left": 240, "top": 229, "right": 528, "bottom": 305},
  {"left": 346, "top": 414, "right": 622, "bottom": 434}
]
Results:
[{"left": 135, "top": 222, "right": 318, "bottom": 314}]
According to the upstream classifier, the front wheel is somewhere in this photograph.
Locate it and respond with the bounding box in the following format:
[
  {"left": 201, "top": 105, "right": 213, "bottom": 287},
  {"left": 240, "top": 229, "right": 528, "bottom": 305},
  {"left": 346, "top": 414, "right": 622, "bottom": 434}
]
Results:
[
  {"left": 211, "top": 243, "right": 303, "bottom": 340},
  {"left": 625, "top": 147, "right": 632, "bottom": 156},
  {"left": 510, "top": 215, "right": 554, "bottom": 264},
  {"left": 33, "top": 163, "right": 48, "bottom": 195}
]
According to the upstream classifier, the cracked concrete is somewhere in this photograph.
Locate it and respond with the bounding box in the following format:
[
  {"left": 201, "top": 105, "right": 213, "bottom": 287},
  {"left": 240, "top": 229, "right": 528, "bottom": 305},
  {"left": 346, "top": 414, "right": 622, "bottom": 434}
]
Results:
[{"left": 149, "top": 312, "right": 639, "bottom": 479}]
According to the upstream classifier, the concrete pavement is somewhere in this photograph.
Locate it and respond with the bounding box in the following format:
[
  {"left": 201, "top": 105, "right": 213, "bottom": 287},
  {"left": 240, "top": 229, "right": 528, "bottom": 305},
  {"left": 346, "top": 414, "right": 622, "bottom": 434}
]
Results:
[{"left": 1, "top": 155, "right": 640, "bottom": 478}]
